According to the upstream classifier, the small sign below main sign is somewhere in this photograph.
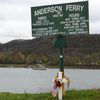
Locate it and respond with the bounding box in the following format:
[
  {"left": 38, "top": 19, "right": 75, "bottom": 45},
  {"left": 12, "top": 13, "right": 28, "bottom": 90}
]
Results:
[{"left": 31, "top": 1, "right": 89, "bottom": 37}]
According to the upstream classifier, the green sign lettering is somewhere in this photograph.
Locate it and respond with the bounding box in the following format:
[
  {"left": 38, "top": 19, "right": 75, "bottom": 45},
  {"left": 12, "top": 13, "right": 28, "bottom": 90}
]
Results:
[{"left": 31, "top": 1, "right": 89, "bottom": 37}]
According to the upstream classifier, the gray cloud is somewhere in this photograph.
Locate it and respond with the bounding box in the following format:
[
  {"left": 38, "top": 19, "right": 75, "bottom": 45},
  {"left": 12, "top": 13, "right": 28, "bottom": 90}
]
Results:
[
  {"left": 0, "top": 0, "right": 28, "bottom": 5},
  {"left": 0, "top": 1, "right": 32, "bottom": 43},
  {"left": 89, "top": 0, "right": 100, "bottom": 23}
]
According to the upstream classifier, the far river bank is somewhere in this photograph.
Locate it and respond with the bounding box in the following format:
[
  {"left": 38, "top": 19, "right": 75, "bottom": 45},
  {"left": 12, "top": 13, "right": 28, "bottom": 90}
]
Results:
[{"left": 0, "top": 64, "right": 100, "bottom": 69}]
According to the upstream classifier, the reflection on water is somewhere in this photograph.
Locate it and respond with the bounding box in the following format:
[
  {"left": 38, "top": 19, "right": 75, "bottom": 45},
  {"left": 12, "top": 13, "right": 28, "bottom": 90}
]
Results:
[{"left": 0, "top": 68, "right": 100, "bottom": 93}]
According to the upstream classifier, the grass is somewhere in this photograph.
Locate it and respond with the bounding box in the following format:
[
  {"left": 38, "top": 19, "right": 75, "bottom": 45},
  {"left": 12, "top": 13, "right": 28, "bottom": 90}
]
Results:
[{"left": 0, "top": 89, "right": 100, "bottom": 100}]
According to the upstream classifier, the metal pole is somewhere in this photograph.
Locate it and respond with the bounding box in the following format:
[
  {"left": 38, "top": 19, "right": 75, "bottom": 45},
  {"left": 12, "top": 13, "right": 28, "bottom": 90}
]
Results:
[
  {"left": 58, "top": 47, "right": 65, "bottom": 100},
  {"left": 59, "top": 48, "right": 64, "bottom": 72}
]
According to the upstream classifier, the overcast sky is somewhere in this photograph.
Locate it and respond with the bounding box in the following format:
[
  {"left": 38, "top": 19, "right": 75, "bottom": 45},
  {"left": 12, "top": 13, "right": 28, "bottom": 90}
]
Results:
[{"left": 0, "top": 0, "right": 100, "bottom": 43}]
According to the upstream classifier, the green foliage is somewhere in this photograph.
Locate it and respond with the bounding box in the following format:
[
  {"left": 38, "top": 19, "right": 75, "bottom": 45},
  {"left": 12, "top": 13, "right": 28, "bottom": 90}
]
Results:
[
  {"left": 0, "top": 51, "right": 49, "bottom": 66},
  {"left": 25, "top": 54, "right": 33, "bottom": 64},
  {"left": 0, "top": 89, "right": 100, "bottom": 100},
  {"left": 65, "top": 56, "right": 81, "bottom": 65}
]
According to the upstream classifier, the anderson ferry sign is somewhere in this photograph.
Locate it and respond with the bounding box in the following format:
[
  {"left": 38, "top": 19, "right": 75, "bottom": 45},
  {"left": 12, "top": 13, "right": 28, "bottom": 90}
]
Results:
[
  {"left": 31, "top": 1, "right": 89, "bottom": 37},
  {"left": 31, "top": 1, "right": 89, "bottom": 99}
]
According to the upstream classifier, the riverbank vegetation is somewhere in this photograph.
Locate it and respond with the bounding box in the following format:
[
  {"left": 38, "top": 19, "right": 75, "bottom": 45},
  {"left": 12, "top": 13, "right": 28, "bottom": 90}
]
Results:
[
  {"left": 0, "top": 89, "right": 100, "bottom": 100},
  {"left": 0, "top": 34, "right": 100, "bottom": 69}
]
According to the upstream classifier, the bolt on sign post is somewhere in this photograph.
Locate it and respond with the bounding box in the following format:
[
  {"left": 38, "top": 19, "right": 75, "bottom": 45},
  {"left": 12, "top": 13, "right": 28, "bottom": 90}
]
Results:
[{"left": 31, "top": 1, "right": 89, "bottom": 100}]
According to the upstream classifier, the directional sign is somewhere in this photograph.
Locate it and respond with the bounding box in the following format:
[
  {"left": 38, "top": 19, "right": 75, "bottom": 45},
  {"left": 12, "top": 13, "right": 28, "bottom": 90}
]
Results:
[{"left": 31, "top": 1, "right": 89, "bottom": 37}]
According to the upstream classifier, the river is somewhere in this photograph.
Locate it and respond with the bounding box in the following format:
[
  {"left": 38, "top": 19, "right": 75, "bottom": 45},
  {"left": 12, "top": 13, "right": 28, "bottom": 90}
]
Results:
[{"left": 0, "top": 68, "right": 100, "bottom": 93}]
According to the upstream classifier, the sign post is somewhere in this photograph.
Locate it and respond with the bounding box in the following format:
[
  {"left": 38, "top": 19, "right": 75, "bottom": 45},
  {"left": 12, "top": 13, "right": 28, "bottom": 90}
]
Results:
[
  {"left": 59, "top": 47, "right": 64, "bottom": 72},
  {"left": 59, "top": 47, "right": 65, "bottom": 98},
  {"left": 31, "top": 1, "right": 89, "bottom": 99},
  {"left": 52, "top": 35, "right": 66, "bottom": 99}
]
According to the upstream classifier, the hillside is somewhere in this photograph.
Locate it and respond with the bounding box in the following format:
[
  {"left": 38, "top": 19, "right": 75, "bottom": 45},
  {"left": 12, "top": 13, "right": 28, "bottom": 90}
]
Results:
[
  {"left": 0, "top": 34, "right": 100, "bottom": 68},
  {"left": 0, "top": 34, "right": 100, "bottom": 55}
]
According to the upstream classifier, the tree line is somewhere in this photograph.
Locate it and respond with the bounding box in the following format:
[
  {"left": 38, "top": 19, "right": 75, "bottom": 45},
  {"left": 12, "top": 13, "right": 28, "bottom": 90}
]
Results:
[
  {"left": 0, "top": 51, "right": 100, "bottom": 68},
  {"left": 0, "top": 52, "right": 48, "bottom": 65}
]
